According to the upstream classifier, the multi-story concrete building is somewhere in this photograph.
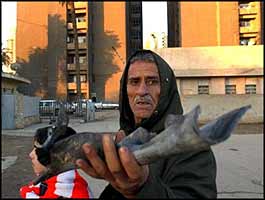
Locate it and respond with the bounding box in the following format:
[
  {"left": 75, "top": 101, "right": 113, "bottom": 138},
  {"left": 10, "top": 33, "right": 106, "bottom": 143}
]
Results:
[
  {"left": 16, "top": 1, "right": 263, "bottom": 102},
  {"left": 167, "top": 1, "right": 263, "bottom": 47},
  {"left": 16, "top": 2, "right": 134, "bottom": 101},
  {"left": 238, "top": 1, "right": 262, "bottom": 45}
]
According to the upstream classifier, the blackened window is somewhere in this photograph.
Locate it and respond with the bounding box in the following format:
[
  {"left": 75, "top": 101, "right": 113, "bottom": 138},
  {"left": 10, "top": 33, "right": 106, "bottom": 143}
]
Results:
[
  {"left": 245, "top": 84, "right": 256, "bottom": 94},
  {"left": 198, "top": 85, "right": 209, "bottom": 95},
  {"left": 225, "top": 85, "right": 237, "bottom": 94},
  {"left": 68, "top": 75, "right": 76, "bottom": 83}
]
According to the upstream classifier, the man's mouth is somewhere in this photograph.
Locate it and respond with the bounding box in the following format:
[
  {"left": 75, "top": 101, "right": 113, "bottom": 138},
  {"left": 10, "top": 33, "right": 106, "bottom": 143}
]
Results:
[
  {"left": 136, "top": 101, "right": 151, "bottom": 105},
  {"left": 135, "top": 101, "right": 153, "bottom": 109}
]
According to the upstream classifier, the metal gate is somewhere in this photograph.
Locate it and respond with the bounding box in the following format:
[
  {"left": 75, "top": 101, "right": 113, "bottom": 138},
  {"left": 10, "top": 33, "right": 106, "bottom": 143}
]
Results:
[{"left": 1, "top": 95, "right": 15, "bottom": 129}]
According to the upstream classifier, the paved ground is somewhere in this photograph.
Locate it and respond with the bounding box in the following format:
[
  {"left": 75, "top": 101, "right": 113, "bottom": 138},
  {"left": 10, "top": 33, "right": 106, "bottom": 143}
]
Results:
[{"left": 1, "top": 110, "right": 264, "bottom": 198}]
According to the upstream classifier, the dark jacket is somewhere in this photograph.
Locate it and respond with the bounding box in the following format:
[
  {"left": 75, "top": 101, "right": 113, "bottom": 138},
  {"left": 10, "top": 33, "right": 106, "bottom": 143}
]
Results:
[{"left": 100, "top": 50, "right": 217, "bottom": 199}]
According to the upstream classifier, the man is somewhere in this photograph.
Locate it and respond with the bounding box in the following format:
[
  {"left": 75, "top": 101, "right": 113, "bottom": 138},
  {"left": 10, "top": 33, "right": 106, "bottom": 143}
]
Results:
[{"left": 76, "top": 50, "right": 217, "bottom": 198}]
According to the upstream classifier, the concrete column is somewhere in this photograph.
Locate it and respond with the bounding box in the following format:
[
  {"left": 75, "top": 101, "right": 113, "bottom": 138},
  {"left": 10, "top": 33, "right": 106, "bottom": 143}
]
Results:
[{"left": 15, "top": 93, "right": 24, "bottom": 129}]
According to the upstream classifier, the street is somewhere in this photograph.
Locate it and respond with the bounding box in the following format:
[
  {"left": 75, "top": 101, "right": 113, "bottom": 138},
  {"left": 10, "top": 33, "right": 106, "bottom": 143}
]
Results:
[{"left": 1, "top": 112, "right": 264, "bottom": 198}]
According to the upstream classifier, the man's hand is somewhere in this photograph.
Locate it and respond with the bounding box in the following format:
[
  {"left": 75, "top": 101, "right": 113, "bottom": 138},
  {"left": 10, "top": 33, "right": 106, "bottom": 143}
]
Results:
[{"left": 76, "top": 131, "right": 149, "bottom": 198}]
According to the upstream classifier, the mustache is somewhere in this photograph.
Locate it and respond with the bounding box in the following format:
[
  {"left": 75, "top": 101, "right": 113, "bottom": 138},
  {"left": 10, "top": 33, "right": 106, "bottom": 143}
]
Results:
[{"left": 134, "top": 95, "right": 153, "bottom": 104}]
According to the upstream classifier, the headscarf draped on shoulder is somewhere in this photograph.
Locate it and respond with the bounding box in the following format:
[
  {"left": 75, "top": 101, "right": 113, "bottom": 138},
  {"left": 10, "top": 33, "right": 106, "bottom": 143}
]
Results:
[{"left": 119, "top": 50, "right": 183, "bottom": 135}]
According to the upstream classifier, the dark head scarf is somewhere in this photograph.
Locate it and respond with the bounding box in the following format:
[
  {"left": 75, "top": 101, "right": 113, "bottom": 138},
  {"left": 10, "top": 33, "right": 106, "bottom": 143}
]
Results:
[{"left": 119, "top": 50, "right": 183, "bottom": 135}]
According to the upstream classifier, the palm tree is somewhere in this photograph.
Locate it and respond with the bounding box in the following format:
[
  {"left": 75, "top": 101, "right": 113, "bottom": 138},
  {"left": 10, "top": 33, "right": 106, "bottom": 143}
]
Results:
[{"left": 60, "top": 1, "right": 81, "bottom": 103}]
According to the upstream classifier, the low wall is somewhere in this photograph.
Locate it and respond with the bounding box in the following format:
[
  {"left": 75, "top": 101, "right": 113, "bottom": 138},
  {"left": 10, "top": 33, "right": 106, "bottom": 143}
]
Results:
[
  {"left": 2, "top": 93, "right": 41, "bottom": 129},
  {"left": 181, "top": 94, "right": 263, "bottom": 123}
]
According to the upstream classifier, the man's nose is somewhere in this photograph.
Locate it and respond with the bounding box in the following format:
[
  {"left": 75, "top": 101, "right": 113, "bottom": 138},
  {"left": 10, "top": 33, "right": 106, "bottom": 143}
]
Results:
[{"left": 136, "top": 81, "right": 148, "bottom": 95}]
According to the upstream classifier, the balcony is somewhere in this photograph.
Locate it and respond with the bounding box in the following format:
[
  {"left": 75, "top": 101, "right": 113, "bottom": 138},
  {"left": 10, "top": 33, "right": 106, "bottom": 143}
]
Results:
[
  {"left": 67, "top": 42, "right": 87, "bottom": 49},
  {"left": 67, "top": 82, "right": 88, "bottom": 92},
  {"left": 239, "top": 7, "right": 258, "bottom": 15},
  {"left": 67, "top": 22, "right": 87, "bottom": 29},
  {"left": 74, "top": 2, "right": 87, "bottom": 9},
  {"left": 240, "top": 26, "right": 258, "bottom": 34},
  {"left": 67, "top": 63, "right": 88, "bottom": 71}
]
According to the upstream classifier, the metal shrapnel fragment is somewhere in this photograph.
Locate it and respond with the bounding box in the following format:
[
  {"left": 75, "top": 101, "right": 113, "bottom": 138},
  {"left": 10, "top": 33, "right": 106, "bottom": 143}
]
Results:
[{"left": 32, "top": 104, "right": 251, "bottom": 185}]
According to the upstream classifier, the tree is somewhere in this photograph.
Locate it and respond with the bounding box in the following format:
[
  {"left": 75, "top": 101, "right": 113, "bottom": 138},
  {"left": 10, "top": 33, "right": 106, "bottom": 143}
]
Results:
[
  {"left": 1, "top": 50, "right": 11, "bottom": 66},
  {"left": 60, "top": 1, "right": 81, "bottom": 103}
]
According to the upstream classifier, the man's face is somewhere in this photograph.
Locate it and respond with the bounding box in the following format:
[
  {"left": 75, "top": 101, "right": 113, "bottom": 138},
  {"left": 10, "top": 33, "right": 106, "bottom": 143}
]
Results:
[{"left": 127, "top": 60, "right": 161, "bottom": 124}]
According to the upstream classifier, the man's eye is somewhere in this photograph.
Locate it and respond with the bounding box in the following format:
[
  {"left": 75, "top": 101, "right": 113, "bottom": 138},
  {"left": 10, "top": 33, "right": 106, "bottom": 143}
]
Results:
[
  {"left": 146, "top": 79, "right": 159, "bottom": 85},
  {"left": 128, "top": 80, "right": 139, "bottom": 86}
]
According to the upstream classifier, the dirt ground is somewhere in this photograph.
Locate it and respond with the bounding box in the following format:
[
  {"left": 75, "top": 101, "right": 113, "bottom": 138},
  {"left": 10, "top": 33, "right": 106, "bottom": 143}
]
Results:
[{"left": 2, "top": 135, "right": 35, "bottom": 198}]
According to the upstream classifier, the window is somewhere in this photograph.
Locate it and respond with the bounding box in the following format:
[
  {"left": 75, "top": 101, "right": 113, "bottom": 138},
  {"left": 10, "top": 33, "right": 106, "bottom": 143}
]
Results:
[
  {"left": 225, "top": 85, "right": 236, "bottom": 94},
  {"left": 67, "top": 36, "right": 74, "bottom": 43},
  {"left": 68, "top": 75, "right": 76, "bottom": 83},
  {"left": 68, "top": 89, "right": 75, "bottom": 94},
  {"left": 240, "top": 20, "right": 251, "bottom": 27},
  {"left": 198, "top": 79, "right": 209, "bottom": 94},
  {"left": 132, "top": 18, "right": 141, "bottom": 26},
  {"left": 76, "top": 17, "right": 86, "bottom": 23},
  {"left": 2, "top": 88, "right": 14, "bottom": 94},
  {"left": 79, "top": 56, "right": 86, "bottom": 64},
  {"left": 78, "top": 36, "right": 86, "bottom": 44},
  {"left": 240, "top": 39, "right": 250, "bottom": 45},
  {"left": 131, "top": 5, "right": 141, "bottom": 13},
  {"left": 239, "top": 3, "right": 250, "bottom": 9},
  {"left": 67, "top": 55, "right": 75, "bottom": 64},
  {"left": 80, "top": 74, "right": 87, "bottom": 82},
  {"left": 76, "top": 14, "right": 86, "bottom": 23},
  {"left": 245, "top": 84, "right": 256, "bottom": 94},
  {"left": 131, "top": 32, "right": 141, "bottom": 40},
  {"left": 198, "top": 85, "right": 209, "bottom": 95}
]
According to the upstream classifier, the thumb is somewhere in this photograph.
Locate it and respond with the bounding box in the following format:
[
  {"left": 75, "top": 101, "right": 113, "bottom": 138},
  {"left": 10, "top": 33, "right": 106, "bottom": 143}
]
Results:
[{"left": 115, "top": 130, "right": 126, "bottom": 143}]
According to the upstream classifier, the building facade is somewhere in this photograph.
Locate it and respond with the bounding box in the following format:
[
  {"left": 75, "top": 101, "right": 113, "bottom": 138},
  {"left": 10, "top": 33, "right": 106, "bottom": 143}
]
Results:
[
  {"left": 167, "top": 1, "right": 263, "bottom": 47},
  {"left": 16, "top": 1, "right": 263, "bottom": 102},
  {"left": 16, "top": 2, "right": 67, "bottom": 99},
  {"left": 238, "top": 1, "right": 262, "bottom": 45},
  {"left": 154, "top": 45, "right": 263, "bottom": 123}
]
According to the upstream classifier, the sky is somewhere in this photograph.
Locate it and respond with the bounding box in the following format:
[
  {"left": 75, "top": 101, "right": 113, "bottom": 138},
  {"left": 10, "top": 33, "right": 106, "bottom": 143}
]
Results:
[
  {"left": 1, "top": 1, "right": 17, "bottom": 48},
  {"left": 1, "top": 2, "right": 167, "bottom": 48},
  {"left": 142, "top": 1, "right": 168, "bottom": 46}
]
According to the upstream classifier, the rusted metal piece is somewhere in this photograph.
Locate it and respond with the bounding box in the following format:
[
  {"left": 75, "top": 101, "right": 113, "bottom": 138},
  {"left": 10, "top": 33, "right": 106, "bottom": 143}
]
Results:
[{"left": 32, "top": 104, "right": 251, "bottom": 185}]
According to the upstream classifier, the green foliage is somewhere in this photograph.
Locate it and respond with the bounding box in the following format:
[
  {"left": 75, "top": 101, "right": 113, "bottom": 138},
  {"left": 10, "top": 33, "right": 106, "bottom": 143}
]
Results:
[{"left": 1, "top": 50, "right": 11, "bottom": 66}]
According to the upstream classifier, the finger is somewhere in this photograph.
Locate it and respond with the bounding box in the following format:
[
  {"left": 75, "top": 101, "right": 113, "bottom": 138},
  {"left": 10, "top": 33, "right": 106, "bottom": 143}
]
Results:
[
  {"left": 76, "top": 159, "right": 100, "bottom": 178},
  {"left": 115, "top": 130, "right": 126, "bottom": 143},
  {"left": 82, "top": 143, "right": 114, "bottom": 182},
  {"left": 103, "top": 134, "right": 127, "bottom": 181},
  {"left": 119, "top": 147, "right": 145, "bottom": 181}
]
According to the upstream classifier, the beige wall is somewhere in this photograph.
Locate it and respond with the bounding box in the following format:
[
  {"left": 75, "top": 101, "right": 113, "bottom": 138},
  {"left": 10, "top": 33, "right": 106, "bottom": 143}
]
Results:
[
  {"left": 154, "top": 45, "right": 263, "bottom": 71},
  {"left": 154, "top": 46, "right": 263, "bottom": 96},
  {"left": 181, "top": 94, "right": 263, "bottom": 124},
  {"left": 155, "top": 46, "right": 263, "bottom": 124},
  {"left": 177, "top": 77, "right": 263, "bottom": 95},
  {"left": 179, "top": 79, "right": 197, "bottom": 95},
  {"left": 210, "top": 77, "right": 225, "bottom": 94}
]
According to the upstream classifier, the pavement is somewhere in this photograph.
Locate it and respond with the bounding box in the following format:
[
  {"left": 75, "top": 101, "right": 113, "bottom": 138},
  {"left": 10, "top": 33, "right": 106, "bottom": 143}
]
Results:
[{"left": 1, "top": 110, "right": 264, "bottom": 198}]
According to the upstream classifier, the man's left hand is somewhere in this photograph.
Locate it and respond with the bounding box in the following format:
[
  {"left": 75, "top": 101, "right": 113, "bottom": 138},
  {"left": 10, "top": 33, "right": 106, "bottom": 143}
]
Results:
[{"left": 76, "top": 131, "right": 149, "bottom": 198}]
